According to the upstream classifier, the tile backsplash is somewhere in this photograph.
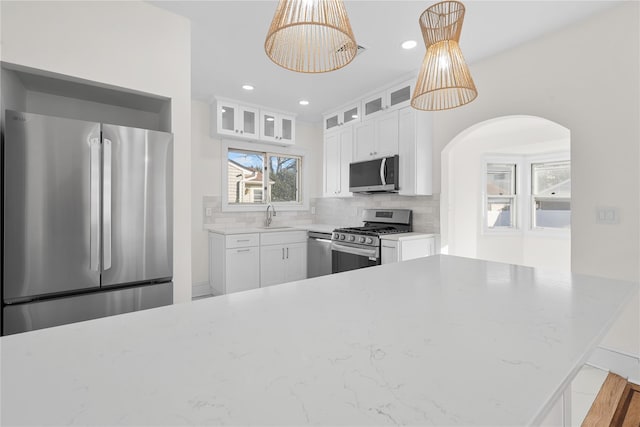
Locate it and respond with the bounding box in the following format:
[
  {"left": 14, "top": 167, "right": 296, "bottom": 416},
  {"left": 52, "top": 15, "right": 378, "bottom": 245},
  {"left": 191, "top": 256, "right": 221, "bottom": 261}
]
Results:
[{"left": 202, "top": 194, "right": 440, "bottom": 233}]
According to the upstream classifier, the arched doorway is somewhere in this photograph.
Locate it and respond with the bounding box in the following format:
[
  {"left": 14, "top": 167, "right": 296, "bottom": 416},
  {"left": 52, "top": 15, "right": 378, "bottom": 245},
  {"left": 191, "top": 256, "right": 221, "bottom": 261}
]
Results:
[{"left": 441, "top": 115, "right": 571, "bottom": 271}]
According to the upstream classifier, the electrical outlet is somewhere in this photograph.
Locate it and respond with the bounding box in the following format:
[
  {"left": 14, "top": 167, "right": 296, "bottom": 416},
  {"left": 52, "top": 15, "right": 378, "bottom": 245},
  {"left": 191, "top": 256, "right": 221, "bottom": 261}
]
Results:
[
  {"left": 205, "top": 207, "right": 213, "bottom": 217},
  {"left": 310, "top": 206, "right": 316, "bottom": 215}
]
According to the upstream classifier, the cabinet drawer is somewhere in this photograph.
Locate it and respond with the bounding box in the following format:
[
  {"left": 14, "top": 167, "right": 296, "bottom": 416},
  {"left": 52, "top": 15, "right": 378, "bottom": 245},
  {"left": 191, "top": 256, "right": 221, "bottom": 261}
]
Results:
[
  {"left": 225, "top": 233, "right": 260, "bottom": 248},
  {"left": 260, "top": 230, "right": 307, "bottom": 246}
]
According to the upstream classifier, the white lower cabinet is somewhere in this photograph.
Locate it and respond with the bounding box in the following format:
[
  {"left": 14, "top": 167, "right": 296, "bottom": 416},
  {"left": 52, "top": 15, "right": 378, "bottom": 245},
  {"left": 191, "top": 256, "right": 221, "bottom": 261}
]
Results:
[
  {"left": 210, "top": 230, "right": 307, "bottom": 295},
  {"left": 260, "top": 231, "right": 307, "bottom": 287},
  {"left": 210, "top": 233, "right": 261, "bottom": 295},
  {"left": 381, "top": 234, "right": 438, "bottom": 265}
]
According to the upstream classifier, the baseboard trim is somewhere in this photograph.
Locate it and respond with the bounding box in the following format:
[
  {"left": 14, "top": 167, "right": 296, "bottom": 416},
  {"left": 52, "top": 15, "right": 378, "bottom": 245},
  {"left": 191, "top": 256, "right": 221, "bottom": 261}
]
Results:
[
  {"left": 587, "top": 346, "right": 640, "bottom": 384},
  {"left": 192, "top": 281, "right": 212, "bottom": 299}
]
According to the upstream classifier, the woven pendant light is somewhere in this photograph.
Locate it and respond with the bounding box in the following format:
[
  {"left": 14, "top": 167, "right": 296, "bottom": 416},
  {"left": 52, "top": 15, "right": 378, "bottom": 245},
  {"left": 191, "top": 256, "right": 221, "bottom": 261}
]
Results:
[
  {"left": 264, "top": 0, "right": 357, "bottom": 73},
  {"left": 411, "top": 1, "right": 477, "bottom": 111}
]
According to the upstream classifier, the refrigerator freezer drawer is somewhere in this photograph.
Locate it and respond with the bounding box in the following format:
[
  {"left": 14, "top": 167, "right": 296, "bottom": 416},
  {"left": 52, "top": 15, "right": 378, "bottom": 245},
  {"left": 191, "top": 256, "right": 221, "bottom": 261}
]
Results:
[{"left": 2, "top": 282, "right": 173, "bottom": 336}]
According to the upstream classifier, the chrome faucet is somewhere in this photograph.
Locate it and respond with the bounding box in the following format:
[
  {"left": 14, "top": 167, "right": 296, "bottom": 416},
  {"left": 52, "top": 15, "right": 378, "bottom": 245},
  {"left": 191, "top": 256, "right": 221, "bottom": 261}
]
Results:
[{"left": 265, "top": 204, "right": 276, "bottom": 227}]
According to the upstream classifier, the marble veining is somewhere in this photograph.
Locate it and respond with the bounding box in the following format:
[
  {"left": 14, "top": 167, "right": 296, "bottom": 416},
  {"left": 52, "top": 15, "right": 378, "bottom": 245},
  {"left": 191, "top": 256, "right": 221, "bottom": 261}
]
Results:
[{"left": 1, "top": 255, "right": 637, "bottom": 426}]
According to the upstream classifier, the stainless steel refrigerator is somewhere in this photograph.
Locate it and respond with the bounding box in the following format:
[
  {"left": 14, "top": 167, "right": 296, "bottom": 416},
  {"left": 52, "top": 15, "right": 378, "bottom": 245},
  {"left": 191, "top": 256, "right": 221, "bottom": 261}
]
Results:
[{"left": 2, "top": 110, "right": 173, "bottom": 335}]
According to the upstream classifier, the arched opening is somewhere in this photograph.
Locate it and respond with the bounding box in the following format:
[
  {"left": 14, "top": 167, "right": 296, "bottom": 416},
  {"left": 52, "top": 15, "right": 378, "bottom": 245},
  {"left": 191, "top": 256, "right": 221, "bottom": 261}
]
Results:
[{"left": 441, "top": 115, "right": 571, "bottom": 271}]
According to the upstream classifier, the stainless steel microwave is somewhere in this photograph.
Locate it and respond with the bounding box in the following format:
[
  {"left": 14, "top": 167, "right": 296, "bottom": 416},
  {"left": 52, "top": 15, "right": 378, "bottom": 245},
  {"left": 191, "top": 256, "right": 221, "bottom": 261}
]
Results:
[{"left": 349, "top": 155, "right": 399, "bottom": 193}]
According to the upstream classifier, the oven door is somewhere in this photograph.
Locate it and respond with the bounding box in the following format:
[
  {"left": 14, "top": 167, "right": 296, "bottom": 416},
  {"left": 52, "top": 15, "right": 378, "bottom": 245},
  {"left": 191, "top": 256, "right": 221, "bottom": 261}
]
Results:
[{"left": 331, "top": 242, "right": 380, "bottom": 273}]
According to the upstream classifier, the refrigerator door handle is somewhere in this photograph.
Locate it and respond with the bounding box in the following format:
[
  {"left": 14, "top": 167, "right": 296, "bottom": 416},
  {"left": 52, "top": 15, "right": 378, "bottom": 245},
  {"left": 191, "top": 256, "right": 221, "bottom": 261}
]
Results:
[
  {"left": 90, "top": 138, "right": 101, "bottom": 271},
  {"left": 103, "top": 138, "right": 112, "bottom": 271}
]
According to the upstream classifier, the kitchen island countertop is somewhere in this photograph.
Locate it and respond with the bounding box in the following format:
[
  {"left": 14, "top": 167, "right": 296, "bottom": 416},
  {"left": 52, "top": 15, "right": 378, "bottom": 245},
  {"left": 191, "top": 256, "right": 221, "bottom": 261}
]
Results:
[{"left": 1, "top": 255, "right": 637, "bottom": 426}]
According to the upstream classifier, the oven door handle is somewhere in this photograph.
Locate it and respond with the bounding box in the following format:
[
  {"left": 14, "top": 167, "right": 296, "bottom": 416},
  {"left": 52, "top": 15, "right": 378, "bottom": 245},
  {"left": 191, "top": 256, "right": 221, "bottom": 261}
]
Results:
[{"left": 331, "top": 242, "right": 377, "bottom": 258}]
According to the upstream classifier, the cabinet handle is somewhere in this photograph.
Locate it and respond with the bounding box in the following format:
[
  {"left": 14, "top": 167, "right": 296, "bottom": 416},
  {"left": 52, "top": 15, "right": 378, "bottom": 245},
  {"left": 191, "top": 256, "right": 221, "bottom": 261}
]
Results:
[
  {"left": 240, "top": 130, "right": 244, "bottom": 134},
  {"left": 236, "top": 239, "right": 250, "bottom": 242},
  {"left": 282, "top": 248, "right": 285, "bottom": 259},
  {"left": 237, "top": 249, "right": 251, "bottom": 253},
  {"left": 286, "top": 247, "right": 289, "bottom": 259},
  {"left": 235, "top": 129, "right": 239, "bottom": 133}
]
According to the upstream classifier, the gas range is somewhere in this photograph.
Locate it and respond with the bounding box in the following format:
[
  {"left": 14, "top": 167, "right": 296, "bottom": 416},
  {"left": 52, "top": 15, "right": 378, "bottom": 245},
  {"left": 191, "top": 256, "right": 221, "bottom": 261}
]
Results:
[{"left": 332, "top": 209, "right": 413, "bottom": 248}]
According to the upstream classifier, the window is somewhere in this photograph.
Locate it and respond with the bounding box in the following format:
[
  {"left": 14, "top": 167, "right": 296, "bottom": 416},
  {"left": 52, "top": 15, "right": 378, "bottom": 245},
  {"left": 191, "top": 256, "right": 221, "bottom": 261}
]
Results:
[
  {"left": 531, "top": 160, "right": 571, "bottom": 229},
  {"left": 486, "top": 163, "right": 517, "bottom": 229},
  {"left": 226, "top": 147, "right": 302, "bottom": 207},
  {"left": 483, "top": 155, "right": 570, "bottom": 233}
]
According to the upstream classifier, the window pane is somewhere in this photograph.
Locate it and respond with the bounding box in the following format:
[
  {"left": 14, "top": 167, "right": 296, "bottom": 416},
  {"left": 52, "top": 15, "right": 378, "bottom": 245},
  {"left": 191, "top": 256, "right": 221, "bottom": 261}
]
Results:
[
  {"left": 487, "top": 164, "right": 515, "bottom": 195},
  {"left": 487, "top": 198, "right": 514, "bottom": 228},
  {"left": 532, "top": 161, "right": 571, "bottom": 196},
  {"left": 534, "top": 198, "right": 571, "bottom": 229},
  {"left": 268, "top": 155, "right": 300, "bottom": 203},
  {"left": 228, "top": 150, "right": 265, "bottom": 204}
]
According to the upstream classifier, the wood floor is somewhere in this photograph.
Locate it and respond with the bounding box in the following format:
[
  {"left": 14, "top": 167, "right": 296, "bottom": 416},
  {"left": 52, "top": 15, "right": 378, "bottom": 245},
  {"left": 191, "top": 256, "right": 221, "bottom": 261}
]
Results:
[{"left": 582, "top": 372, "right": 640, "bottom": 426}]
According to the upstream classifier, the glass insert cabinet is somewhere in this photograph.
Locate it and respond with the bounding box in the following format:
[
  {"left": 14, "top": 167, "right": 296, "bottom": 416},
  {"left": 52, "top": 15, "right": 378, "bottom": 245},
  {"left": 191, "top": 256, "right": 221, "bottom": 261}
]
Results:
[{"left": 216, "top": 100, "right": 259, "bottom": 139}]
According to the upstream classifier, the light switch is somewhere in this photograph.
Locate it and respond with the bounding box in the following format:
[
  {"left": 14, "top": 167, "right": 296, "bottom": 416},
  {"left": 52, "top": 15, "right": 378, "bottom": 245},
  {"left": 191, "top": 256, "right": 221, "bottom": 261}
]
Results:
[{"left": 596, "top": 207, "right": 619, "bottom": 224}]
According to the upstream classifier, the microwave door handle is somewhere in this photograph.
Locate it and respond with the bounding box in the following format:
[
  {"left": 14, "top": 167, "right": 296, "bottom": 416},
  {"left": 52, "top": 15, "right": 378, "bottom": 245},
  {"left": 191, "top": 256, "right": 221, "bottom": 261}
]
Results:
[{"left": 380, "top": 157, "right": 387, "bottom": 186}]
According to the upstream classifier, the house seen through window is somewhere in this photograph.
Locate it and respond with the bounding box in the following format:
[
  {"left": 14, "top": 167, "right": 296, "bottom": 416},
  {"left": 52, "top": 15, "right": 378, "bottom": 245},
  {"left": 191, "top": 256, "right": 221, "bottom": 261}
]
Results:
[{"left": 228, "top": 149, "right": 301, "bottom": 205}]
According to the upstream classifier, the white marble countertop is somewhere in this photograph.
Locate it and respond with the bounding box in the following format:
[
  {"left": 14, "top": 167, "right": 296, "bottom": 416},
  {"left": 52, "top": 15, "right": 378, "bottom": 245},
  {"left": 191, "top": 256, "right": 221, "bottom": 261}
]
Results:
[
  {"left": 1, "top": 255, "right": 637, "bottom": 426},
  {"left": 379, "top": 232, "right": 439, "bottom": 241},
  {"left": 205, "top": 223, "right": 340, "bottom": 235}
]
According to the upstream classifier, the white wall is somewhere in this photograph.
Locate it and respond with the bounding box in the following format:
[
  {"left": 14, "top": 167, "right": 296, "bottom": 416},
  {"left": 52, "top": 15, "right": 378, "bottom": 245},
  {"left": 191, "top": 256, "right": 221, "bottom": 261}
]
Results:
[
  {"left": 191, "top": 100, "right": 324, "bottom": 287},
  {"left": 435, "top": 3, "right": 639, "bottom": 355},
  {"left": 0, "top": 1, "right": 193, "bottom": 303}
]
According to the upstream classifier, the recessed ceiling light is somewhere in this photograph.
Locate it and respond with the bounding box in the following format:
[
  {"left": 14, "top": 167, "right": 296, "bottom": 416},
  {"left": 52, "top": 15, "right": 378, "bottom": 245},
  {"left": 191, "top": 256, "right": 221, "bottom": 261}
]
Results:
[
  {"left": 299, "top": 100, "right": 310, "bottom": 106},
  {"left": 242, "top": 84, "right": 254, "bottom": 91},
  {"left": 401, "top": 40, "right": 417, "bottom": 50},
  {"left": 266, "top": 117, "right": 275, "bottom": 122}
]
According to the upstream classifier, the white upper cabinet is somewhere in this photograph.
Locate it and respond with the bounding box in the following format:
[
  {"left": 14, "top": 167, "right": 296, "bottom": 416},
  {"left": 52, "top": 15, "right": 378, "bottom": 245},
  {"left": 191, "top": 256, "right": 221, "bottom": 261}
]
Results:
[
  {"left": 361, "top": 80, "right": 413, "bottom": 120},
  {"left": 324, "top": 126, "right": 353, "bottom": 197},
  {"left": 215, "top": 99, "right": 259, "bottom": 139},
  {"left": 260, "top": 110, "right": 295, "bottom": 145},
  {"left": 213, "top": 98, "right": 295, "bottom": 145},
  {"left": 323, "top": 103, "right": 361, "bottom": 132},
  {"left": 398, "top": 107, "right": 432, "bottom": 196},
  {"left": 353, "top": 110, "right": 399, "bottom": 162}
]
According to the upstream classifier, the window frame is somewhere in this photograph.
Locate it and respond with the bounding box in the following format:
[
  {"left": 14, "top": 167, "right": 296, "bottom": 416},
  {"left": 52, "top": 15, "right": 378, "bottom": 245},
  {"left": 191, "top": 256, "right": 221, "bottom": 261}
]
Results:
[
  {"left": 481, "top": 152, "right": 570, "bottom": 237},
  {"left": 482, "top": 156, "right": 523, "bottom": 235},
  {"left": 524, "top": 152, "right": 571, "bottom": 237},
  {"left": 221, "top": 140, "right": 308, "bottom": 212}
]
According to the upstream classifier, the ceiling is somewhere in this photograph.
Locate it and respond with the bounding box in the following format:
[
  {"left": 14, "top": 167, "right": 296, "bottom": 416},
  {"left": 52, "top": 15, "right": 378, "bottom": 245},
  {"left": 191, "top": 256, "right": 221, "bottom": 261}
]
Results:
[{"left": 149, "top": 1, "right": 620, "bottom": 123}]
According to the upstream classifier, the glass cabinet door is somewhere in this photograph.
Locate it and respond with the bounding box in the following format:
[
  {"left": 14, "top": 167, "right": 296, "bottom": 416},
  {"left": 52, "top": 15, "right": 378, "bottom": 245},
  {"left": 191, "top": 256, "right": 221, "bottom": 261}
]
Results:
[
  {"left": 363, "top": 95, "right": 384, "bottom": 118},
  {"left": 219, "top": 103, "right": 236, "bottom": 134},
  {"left": 240, "top": 106, "right": 259, "bottom": 137},
  {"left": 389, "top": 84, "right": 411, "bottom": 108},
  {"left": 343, "top": 106, "right": 360, "bottom": 125},
  {"left": 325, "top": 114, "right": 340, "bottom": 131},
  {"left": 262, "top": 113, "right": 276, "bottom": 139},
  {"left": 281, "top": 117, "right": 293, "bottom": 142}
]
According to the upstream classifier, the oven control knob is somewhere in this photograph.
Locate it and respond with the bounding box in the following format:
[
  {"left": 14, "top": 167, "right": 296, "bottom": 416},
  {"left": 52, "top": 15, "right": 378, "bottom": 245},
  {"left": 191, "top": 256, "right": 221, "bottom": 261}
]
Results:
[
  {"left": 359, "top": 237, "right": 366, "bottom": 243},
  {"left": 340, "top": 234, "right": 346, "bottom": 240},
  {"left": 366, "top": 237, "right": 374, "bottom": 244},
  {"left": 333, "top": 232, "right": 340, "bottom": 240},
  {"left": 349, "top": 235, "right": 355, "bottom": 242}
]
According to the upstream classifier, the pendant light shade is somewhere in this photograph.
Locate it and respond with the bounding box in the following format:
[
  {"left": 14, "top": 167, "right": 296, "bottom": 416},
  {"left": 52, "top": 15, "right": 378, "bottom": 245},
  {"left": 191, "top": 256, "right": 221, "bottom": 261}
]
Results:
[
  {"left": 411, "top": 1, "right": 477, "bottom": 111},
  {"left": 264, "top": 0, "right": 357, "bottom": 73}
]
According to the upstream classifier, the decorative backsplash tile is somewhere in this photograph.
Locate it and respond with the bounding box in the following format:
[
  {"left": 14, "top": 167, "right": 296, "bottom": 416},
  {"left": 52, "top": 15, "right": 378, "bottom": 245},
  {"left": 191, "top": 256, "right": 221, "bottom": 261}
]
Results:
[{"left": 202, "top": 194, "right": 440, "bottom": 233}]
